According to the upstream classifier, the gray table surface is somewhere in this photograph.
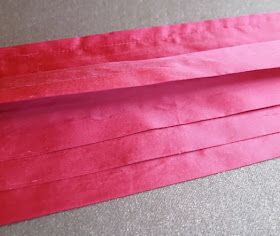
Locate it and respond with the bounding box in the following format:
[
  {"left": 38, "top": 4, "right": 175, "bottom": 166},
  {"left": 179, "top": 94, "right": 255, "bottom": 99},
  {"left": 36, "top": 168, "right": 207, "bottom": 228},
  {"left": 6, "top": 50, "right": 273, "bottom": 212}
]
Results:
[{"left": 1, "top": 1, "right": 280, "bottom": 235}]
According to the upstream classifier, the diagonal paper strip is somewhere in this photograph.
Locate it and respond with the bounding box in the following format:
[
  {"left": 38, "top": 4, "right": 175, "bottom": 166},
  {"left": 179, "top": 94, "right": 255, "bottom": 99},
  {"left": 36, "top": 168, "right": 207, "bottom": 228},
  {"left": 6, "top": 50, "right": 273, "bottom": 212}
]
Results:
[
  {"left": 1, "top": 40, "right": 280, "bottom": 104},
  {"left": 1, "top": 105, "right": 280, "bottom": 191},
  {"left": 1, "top": 132, "right": 280, "bottom": 225},
  {"left": 2, "top": 69, "right": 280, "bottom": 159},
  {"left": 1, "top": 13, "right": 280, "bottom": 78}
]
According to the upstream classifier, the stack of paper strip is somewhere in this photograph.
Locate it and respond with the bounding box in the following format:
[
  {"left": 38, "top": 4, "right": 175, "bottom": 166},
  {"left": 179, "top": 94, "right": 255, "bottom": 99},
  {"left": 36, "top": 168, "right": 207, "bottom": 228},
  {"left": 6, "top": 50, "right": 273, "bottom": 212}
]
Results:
[{"left": 1, "top": 12, "right": 280, "bottom": 225}]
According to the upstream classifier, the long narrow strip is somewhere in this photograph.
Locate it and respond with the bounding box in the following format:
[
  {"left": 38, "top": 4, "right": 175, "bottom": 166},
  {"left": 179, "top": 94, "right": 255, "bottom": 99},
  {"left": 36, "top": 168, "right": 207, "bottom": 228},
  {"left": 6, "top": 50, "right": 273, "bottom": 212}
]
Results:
[
  {"left": 1, "top": 105, "right": 280, "bottom": 190},
  {"left": 2, "top": 69, "right": 280, "bottom": 159},
  {"left": 1, "top": 132, "right": 280, "bottom": 225},
  {"left": 1, "top": 13, "right": 280, "bottom": 77},
  {"left": 1, "top": 104, "right": 280, "bottom": 190},
  {"left": 1, "top": 40, "right": 280, "bottom": 104}
]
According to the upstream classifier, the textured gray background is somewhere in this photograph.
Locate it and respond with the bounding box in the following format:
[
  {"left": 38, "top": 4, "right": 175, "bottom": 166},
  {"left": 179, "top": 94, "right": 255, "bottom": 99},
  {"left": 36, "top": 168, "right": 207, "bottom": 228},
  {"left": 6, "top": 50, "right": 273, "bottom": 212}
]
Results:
[{"left": 1, "top": 0, "right": 280, "bottom": 235}]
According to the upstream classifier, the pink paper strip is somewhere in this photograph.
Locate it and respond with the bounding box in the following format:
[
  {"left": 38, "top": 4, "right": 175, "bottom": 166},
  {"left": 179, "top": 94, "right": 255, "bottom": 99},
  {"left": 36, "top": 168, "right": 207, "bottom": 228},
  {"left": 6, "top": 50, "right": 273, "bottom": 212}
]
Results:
[
  {"left": 1, "top": 105, "right": 280, "bottom": 191},
  {"left": 1, "top": 40, "right": 280, "bottom": 104},
  {"left": 2, "top": 69, "right": 280, "bottom": 159},
  {"left": 1, "top": 132, "right": 280, "bottom": 225},
  {"left": 1, "top": 13, "right": 280, "bottom": 78}
]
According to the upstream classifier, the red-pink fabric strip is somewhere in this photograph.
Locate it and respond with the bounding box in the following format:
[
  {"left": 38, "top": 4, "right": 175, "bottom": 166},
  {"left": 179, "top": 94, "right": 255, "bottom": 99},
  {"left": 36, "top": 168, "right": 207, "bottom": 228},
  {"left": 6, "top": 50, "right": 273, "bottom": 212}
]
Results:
[
  {"left": 1, "top": 105, "right": 280, "bottom": 191},
  {"left": 1, "top": 132, "right": 280, "bottom": 225},
  {"left": 1, "top": 40, "right": 280, "bottom": 104},
  {"left": 1, "top": 13, "right": 280, "bottom": 78},
  {"left": 1, "top": 12, "right": 280, "bottom": 225},
  {"left": 2, "top": 69, "right": 280, "bottom": 159}
]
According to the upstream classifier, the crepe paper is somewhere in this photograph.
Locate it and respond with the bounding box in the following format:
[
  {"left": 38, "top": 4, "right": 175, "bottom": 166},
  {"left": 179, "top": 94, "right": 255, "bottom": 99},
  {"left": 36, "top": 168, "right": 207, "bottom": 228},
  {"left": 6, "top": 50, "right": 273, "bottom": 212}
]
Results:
[
  {"left": 1, "top": 132, "right": 280, "bottom": 225},
  {"left": 1, "top": 40, "right": 280, "bottom": 104},
  {"left": 1, "top": 105, "right": 280, "bottom": 191},
  {"left": 1, "top": 13, "right": 280, "bottom": 78},
  {"left": 2, "top": 69, "right": 280, "bottom": 160}
]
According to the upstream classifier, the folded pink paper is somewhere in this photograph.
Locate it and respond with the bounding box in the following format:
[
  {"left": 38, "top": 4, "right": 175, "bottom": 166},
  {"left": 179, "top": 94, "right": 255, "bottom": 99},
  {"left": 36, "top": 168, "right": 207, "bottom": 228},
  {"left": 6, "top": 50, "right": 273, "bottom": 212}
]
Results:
[
  {"left": 2, "top": 69, "right": 280, "bottom": 159},
  {"left": 1, "top": 133, "right": 280, "bottom": 225},
  {"left": 1, "top": 12, "right": 280, "bottom": 225},
  {"left": 1, "top": 105, "right": 280, "bottom": 191},
  {"left": 1, "top": 12, "right": 280, "bottom": 77},
  {"left": 2, "top": 40, "right": 280, "bottom": 104}
]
